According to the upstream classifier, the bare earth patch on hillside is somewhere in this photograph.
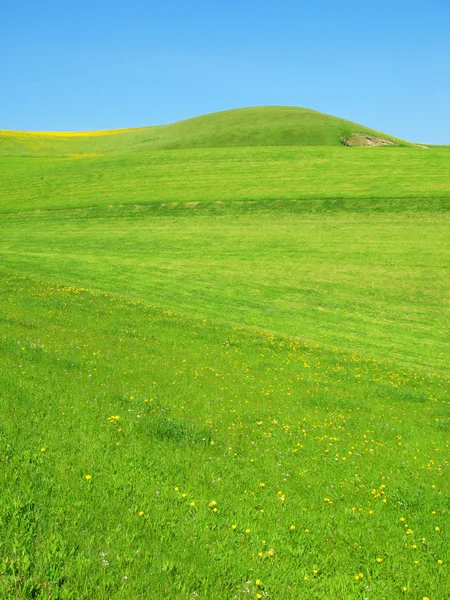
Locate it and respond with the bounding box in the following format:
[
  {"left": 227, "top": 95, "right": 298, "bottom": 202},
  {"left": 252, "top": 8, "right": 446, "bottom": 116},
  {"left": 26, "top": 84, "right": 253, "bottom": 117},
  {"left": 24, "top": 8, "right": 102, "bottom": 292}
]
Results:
[{"left": 342, "top": 133, "right": 394, "bottom": 147}]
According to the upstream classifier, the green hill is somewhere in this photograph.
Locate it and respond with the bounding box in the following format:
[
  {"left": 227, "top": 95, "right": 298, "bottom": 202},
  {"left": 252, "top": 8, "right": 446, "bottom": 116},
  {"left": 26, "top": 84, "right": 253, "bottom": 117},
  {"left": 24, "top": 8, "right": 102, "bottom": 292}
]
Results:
[
  {"left": 1, "top": 105, "right": 449, "bottom": 599},
  {"left": 0, "top": 106, "right": 412, "bottom": 156}
]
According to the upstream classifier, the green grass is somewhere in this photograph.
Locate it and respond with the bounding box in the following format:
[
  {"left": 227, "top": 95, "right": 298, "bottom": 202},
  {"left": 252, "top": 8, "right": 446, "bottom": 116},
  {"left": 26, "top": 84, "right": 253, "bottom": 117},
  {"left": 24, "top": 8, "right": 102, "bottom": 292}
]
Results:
[
  {"left": 0, "top": 109, "right": 449, "bottom": 599},
  {"left": 1, "top": 147, "right": 449, "bottom": 214},
  {"left": 1, "top": 204, "right": 449, "bottom": 374},
  {"left": 1, "top": 271, "right": 448, "bottom": 600},
  {"left": 0, "top": 106, "right": 412, "bottom": 157}
]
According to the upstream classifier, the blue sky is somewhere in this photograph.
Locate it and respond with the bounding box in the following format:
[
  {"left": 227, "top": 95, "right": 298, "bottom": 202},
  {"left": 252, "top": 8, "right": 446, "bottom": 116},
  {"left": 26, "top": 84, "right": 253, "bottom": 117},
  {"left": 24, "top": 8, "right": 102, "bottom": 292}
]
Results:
[{"left": 1, "top": 0, "right": 449, "bottom": 142}]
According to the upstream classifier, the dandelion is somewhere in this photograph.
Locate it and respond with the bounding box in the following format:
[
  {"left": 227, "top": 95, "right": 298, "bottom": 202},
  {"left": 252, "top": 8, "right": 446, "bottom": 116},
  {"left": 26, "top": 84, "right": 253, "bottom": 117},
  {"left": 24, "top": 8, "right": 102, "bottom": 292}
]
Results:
[
  {"left": 190, "top": 502, "right": 195, "bottom": 507},
  {"left": 208, "top": 500, "right": 217, "bottom": 508},
  {"left": 85, "top": 474, "right": 92, "bottom": 480},
  {"left": 376, "top": 558, "right": 383, "bottom": 563},
  {"left": 435, "top": 527, "right": 440, "bottom": 532},
  {"left": 138, "top": 511, "right": 144, "bottom": 516},
  {"left": 255, "top": 579, "right": 261, "bottom": 586},
  {"left": 290, "top": 525, "right": 296, "bottom": 531},
  {"left": 245, "top": 528, "right": 251, "bottom": 534},
  {"left": 437, "top": 559, "right": 443, "bottom": 565},
  {"left": 231, "top": 524, "right": 237, "bottom": 530},
  {"left": 259, "top": 483, "right": 265, "bottom": 488}
]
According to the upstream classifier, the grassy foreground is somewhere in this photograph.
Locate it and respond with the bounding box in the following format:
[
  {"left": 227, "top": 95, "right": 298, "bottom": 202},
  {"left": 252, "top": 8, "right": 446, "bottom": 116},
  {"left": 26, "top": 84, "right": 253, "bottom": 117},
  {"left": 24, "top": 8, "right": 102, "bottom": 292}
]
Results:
[
  {"left": 0, "top": 112, "right": 449, "bottom": 599},
  {"left": 1, "top": 270, "right": 448, "bottom": 600}
]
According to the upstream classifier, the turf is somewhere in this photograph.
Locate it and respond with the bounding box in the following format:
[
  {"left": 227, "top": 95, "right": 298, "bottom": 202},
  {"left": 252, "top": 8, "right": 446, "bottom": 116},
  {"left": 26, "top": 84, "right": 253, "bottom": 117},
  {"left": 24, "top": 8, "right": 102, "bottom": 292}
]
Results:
[{"left": 0, "top": 108, "right": 449, "bottom": 600}]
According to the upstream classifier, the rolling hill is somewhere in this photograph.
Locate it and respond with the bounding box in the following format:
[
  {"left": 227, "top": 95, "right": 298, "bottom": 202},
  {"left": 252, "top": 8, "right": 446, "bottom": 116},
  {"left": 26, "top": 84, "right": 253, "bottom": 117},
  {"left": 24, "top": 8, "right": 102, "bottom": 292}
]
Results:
[
  {"left": 1, "top": 105, "right": 449, "bottom": 599},
  {"left": 0, "top": 106, "right": 413, "bottom": 157}
]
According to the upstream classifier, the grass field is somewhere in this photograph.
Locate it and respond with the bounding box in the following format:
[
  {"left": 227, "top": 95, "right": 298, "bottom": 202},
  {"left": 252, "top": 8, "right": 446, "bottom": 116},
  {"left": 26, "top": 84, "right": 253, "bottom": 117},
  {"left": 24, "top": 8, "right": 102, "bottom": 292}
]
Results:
[
  {"left": 0, "top": 106, "right": 413, "bottom": 156},
  {"left": 1, "top": 108, "right": 449, "bottom": 599}
]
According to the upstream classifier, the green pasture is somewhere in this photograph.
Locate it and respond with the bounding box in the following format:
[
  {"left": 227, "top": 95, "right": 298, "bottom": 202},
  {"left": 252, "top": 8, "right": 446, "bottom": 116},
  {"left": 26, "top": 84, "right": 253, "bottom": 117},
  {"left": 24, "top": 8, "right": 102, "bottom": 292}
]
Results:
[
  {"left": 1, "top": 203, "right": 449, "bottom": 374},
  {"left": 1, "top": 146, "right": 449, "bottom": 213},
  {"left": 0, "top": 106, "right": 413, "bottom": 157},
  {"left": 0, "top": 109, "right": 449, "bottom": 599}
]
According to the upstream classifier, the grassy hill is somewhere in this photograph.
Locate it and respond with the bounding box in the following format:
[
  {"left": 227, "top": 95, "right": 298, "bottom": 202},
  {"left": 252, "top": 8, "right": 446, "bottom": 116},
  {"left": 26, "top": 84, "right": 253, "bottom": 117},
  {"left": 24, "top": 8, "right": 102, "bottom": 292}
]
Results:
[
  {"left": 0, "top": 108, "right": 449, "bottom": 599},
  {"left": 0, "top": 106, "right": 413, "bottom": 156}
]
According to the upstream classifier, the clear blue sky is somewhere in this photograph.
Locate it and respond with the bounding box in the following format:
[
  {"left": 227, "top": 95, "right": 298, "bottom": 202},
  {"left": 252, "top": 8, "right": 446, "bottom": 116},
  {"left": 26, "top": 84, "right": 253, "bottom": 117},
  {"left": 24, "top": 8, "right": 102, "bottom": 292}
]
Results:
[{"left": 1, "top": 0, "right": 449, "bottom": 142}]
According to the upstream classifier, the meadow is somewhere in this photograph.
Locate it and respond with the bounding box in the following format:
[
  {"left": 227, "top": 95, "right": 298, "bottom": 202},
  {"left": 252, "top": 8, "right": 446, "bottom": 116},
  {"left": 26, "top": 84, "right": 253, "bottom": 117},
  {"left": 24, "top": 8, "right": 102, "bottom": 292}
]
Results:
[{"left": 0, "top": 108, "right": 449, "bottom": 599}]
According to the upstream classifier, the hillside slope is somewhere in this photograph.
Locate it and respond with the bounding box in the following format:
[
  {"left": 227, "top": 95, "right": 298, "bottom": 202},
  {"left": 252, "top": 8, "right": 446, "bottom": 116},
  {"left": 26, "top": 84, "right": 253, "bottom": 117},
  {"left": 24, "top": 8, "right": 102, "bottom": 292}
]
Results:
[{"left": 0, "top": 106, "right": 412, "bottom": 156}]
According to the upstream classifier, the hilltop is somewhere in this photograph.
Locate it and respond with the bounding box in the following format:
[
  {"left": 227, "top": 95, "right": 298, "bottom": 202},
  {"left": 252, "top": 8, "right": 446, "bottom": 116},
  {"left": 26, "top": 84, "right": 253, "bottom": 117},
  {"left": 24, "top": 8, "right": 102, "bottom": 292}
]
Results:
[{"left": 0, "top": 106, "right": 412, "bottom": 156}]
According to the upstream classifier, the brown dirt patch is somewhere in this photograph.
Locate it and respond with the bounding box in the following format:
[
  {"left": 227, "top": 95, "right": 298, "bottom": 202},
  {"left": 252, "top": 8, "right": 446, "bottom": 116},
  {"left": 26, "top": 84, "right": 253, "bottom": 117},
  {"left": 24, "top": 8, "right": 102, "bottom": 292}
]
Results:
[{"left": 342, "top": 133, "right": 394, "bottom": 147}]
